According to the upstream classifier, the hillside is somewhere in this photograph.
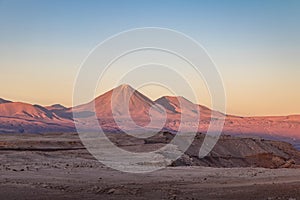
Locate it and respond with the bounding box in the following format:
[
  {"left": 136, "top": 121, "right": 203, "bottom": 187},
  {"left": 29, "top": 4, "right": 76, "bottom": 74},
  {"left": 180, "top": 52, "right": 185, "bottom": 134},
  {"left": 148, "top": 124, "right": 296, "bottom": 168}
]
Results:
[{"left": 0, "top": 132, "right": 299, "bottom": 169}]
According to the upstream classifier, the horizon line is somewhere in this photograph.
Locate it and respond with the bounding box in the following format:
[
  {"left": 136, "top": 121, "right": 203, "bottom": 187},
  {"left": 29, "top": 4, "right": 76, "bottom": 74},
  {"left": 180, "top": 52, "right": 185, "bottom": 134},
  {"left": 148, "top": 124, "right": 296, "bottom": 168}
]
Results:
[{"left": 1, "top": 84, "right": 299, "bottom": 118}]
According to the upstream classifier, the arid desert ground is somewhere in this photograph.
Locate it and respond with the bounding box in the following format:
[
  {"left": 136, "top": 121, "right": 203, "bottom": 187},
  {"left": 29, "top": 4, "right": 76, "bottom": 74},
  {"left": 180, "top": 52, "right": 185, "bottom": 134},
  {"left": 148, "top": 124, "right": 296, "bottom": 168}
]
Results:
[{"left": 0, "top": 133, "right": 300, "bottom": 200}]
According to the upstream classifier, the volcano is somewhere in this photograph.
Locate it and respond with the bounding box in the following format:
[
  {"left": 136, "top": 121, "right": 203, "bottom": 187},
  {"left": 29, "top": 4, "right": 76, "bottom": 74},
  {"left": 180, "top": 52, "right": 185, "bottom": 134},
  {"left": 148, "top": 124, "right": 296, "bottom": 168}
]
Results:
[
  {"left": 73, "top": 84, "right": 165, "bottom": 119},
  {"left": 72, "top": 84, "right": 167, "bottom": 131},
  {"left": 0, "top": 84, "right": 299, "bottom": 150}
]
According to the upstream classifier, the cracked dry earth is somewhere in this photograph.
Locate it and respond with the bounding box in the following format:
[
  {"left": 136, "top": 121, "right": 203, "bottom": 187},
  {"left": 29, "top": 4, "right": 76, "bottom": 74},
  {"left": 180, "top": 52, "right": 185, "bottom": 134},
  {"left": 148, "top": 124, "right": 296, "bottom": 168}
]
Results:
[{"left": 0, "top": 133, "right": 300, "bottom": 200}]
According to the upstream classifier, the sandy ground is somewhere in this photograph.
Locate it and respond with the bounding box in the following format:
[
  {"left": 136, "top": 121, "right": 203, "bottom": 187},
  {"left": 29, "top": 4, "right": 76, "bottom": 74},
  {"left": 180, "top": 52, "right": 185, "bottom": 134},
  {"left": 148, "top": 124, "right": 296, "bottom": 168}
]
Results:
[{"left": 0, "top": 134, "right": 300, "bottom": 200}]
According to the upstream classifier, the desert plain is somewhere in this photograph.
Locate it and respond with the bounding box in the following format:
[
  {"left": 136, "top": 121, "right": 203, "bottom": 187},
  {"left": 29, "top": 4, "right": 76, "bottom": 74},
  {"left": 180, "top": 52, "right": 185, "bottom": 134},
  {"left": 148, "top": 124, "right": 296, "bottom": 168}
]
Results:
[{"left": 0, "top": 133, "right": 299, "bottom": 200}]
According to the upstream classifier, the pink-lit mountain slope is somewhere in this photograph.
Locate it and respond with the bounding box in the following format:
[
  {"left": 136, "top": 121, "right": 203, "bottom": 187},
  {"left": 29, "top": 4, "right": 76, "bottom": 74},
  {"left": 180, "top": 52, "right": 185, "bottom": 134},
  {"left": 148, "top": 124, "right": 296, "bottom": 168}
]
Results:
[
  {"left": 0, "top": 99, "right": 74, "bottom": 133},
  {"left": 0, "top": 85, "right": 299, "bottom": 150},
  {"left": 71, "top": 84, "right": 167, "bottom": 132}
]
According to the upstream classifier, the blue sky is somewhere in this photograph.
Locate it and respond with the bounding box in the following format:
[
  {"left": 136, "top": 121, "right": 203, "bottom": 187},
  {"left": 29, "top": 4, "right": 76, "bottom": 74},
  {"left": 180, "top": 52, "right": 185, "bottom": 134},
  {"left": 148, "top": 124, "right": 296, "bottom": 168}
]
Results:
[{"left": 0, "top": 0, "right": 299, "bottom": 116}]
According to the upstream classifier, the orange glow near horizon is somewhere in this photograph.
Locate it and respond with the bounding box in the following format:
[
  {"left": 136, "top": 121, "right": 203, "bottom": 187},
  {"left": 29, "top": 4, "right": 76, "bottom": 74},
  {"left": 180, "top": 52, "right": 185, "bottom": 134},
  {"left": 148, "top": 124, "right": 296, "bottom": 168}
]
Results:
[{"left": 1, "top": 77, "right": 299, "bottom": 117}]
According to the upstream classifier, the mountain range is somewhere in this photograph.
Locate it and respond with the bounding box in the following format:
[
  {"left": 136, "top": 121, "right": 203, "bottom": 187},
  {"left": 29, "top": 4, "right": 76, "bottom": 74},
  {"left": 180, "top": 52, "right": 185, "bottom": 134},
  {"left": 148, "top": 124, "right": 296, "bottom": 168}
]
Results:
[{"left": 0, "top": 84, "right": 299, "bottom": 149}]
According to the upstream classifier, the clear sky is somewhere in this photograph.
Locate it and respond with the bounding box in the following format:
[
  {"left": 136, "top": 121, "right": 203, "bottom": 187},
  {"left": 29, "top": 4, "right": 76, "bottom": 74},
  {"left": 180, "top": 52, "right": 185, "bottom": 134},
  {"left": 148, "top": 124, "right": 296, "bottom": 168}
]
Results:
[{"left": 0, "top": 0, "right": 299, "bottom": 116}]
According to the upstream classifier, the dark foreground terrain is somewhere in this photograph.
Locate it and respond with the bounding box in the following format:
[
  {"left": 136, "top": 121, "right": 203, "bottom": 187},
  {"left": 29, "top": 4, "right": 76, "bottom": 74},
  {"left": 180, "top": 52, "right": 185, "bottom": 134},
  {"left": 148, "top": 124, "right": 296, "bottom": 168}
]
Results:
[{"left": 0, "top": 133, "right": 300, "bottom": 200}]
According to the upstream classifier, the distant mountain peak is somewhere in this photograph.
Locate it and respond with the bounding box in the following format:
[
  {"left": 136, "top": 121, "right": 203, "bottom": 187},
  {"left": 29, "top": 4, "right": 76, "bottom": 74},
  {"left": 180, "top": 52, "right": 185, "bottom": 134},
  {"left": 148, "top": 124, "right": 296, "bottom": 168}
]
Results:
[
  {"left": 118, "top": 83, "right": 133, "bottom": 89},
  {"left": 93, "top": 84, "right": 137, "bottom": 102},
  {"left": 155, "top": 95, "right": 209, "bottom": 117},
  {"left": 155, "top": 95, "right": 196, "bottom": 109},
  {"left": 50, "top": 104, "right": 67, "bottom": 110},
  {"left": 113, "top": 84, "right": 136, "bottom": 93},
  {"left": 156, "top": 96, "right": 194, "bottom": 104}
]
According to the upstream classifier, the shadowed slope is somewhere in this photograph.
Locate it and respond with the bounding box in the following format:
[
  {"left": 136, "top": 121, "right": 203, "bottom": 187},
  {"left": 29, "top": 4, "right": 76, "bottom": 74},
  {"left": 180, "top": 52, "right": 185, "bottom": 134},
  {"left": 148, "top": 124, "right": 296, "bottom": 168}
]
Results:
[{"left": 0, "top": 98, "right": 12, "bottom": 104}]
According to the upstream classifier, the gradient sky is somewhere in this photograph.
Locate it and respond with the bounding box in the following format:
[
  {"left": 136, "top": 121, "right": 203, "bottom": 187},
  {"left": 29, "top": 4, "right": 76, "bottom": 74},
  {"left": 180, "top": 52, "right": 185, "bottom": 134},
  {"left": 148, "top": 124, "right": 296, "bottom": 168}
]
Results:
[{"left": 0, "top": 0, "right": 299, "bottom": 116}]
